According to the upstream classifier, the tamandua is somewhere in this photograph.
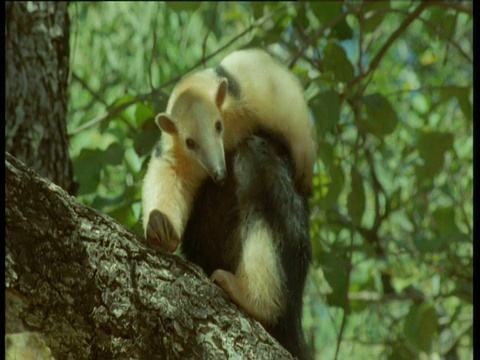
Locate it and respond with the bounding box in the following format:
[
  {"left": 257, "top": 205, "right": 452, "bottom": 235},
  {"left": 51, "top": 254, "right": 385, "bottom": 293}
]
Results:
[
  {"left": 183, "top": 131, "right": 312, "bottom": 359},
  {"left": 142, "top": 48, "right": 316, "bottom": 252}
]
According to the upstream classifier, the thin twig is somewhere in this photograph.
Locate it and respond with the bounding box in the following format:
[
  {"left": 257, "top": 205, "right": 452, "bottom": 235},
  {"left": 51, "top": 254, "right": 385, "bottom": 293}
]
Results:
[
  {"left": 201, "top": 2, "right": 218, "bottom": 66},
  {"left": 418, "top": 185, "right": 440, "bottom": 236},
  {"left": 382, "top": 85, "right": 471, "bottom": 98},
  {"left": 289, "top": 8, "right": 351, "bottom": 68},
  {"left": 334, "top": 106, "right": 364, "bottom": 360},
  {"left": 72, "top": 72, "right": 137, "bottom": 133},
  {"left": 348, "top": 290, "right": 426, "bottom": 303},
  {"left": 364, "top": 146, "right": 390, "bottom": 233},
  {"left": 69, "top": 4, "right": 289, "bottom": 137},
  {"left": 357, "top": 6, "right": 364, "bottom": 75},
  {"left": 148, "top": 2, "right": 161, "bottom": 91},
  {"left": 348, "top": 2, "right": 430, "bottom": 89},
  {"left": 392, "top": 8, "right": 472, "bottom": 65}
]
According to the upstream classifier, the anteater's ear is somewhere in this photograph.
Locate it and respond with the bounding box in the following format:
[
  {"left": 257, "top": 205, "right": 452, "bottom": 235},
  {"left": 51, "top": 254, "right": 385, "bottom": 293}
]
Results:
[
  {"left": 215, "top": 79, "right": 228, "bottom": 108},
  {"left": 156, "top": 113, "right": 177, "bottom": 134}
]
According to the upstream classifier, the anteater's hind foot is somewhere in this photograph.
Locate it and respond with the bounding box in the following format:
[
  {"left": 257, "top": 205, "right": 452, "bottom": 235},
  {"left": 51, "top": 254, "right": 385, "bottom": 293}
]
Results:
[{"left": 211, "top": 269, "right": 248, "bottom": 309}]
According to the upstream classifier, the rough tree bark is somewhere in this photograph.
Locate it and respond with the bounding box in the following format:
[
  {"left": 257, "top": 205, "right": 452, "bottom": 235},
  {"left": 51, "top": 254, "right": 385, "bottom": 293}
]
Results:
[
  {"left": 5, "top": 2, "right": 296, "bottom": 358},
  {"left": 5, "top": 2, "right": 75, "bottom": 195},
  {"left": 5, "top": 152, "right": 294, "bottom": 359}
]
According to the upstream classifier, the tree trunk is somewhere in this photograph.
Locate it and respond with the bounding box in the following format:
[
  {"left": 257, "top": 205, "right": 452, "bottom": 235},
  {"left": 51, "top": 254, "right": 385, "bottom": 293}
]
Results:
[
  {"left": 5, "top": 152, "right": 293, "bottom": 359},
  {"left": 5, "top": 2, "right": 75, "bottom": 195}
]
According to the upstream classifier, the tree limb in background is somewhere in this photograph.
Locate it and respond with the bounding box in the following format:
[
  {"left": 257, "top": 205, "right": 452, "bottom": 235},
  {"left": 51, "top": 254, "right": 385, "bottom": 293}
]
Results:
[{"left": 349, "top": 2, "right": 430, "bottom": 90}]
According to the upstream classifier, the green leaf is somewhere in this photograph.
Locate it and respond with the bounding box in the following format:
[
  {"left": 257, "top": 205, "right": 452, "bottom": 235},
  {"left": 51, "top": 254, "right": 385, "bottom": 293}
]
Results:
[
  {"left": 415, "top": 130, "right": 454, "bottom": 180},
  {"left": 432, "top": 206, "right": 458, "bottom": 235},
  {"left": 324, "top": 42, "right": 354, "bottom": 83},
  {"left": 100, "top": 94, "right": 136, "bottom": 133},
  {"left": 456, "top": 87, "right": 473, "bottom": 124},
  {"left": 413, "top": 233, "right": 449, "bottom": 253},
  {"left": 167, "top": 2, "right": 200, "bottom": 12},
  {"left": 310, "top": 90, "right": 341, "bottom": 137},
  {"left": 252, "top": 2, "right": 264, "bottom": 19},
  {"left": 102, "top": 142, "right": 124, "bottom": 166},
  {"left": 438, "top": 84, "right": 472, "bottom": 125},
  {"left": 314, "top": 72, "right": 338, "bottom": 88},
  {"left": 404, "top": 302, "right": 438, "bottom": 353},
  {"left": 319, "top": 162, "right": 345, "bottom": 208},
  {"left": 111, "top": 93, "right": 136, "bottom": 107},
  {"left": 310, "top": 223, "right": 323, "bottom": 267},
  {"left": 363, "top": 2, "right": 390, "bottom": 33},
  {"left": 387, "top": 343, "right": 415, "bottom": 360},
  {"left": 106, "top": 202, "right": 136, "bottom": 228},
  {"left": 310, "top": 2, "right": 342, "bottom": 25},
  {"left": 454, "top": 279, "right": 473, "bottom": 304},
  {"left": 262, "top": 27, "right": 283, "bottom": 45},
  {"left": 331, "top": 20, "right": 353, "bottom": 40},
  {"left": 134, "top": 102, "right": 156, "bottom": 127},
  {"left": 130, "top": 219, "right": 144, "bottom": 237},
  {"left": 347, "top": 166, "right": 365, "bottom": 225},
  {"left": 295, "top": 3, "right": 310, "bottom": 30},
  {"left": 363, "top": 93, "right": 399, "bottom": 138},
  {"left": 439, "top": 85, "right": 458, "bottom": 103},
  {"left": 428, "top": 8, "right": 456, "bottom": 41},
  {"left": 390, "top": 187, "right": 402, "bottom": 211},
  {"left": 363, "top": 1, "right": 390, "bottom": 13},
  {"left": 73, "top": 148, "right": 103, "bottom": 195},
  {"left": 310, "top": 3, "right": 352, "bottom": 40},
  {"left": 152, "top": 94, "right": 170, "bottom": 115},
  {"left": 133, "top": 119, "right": 160, "bottom": 157},
  {"left": 73, "top": 143, "right": 124, "bottom": 195},
  {"left": 318, "top": 248, "right": 349, "bottom": 310},
  {"left": 349, "top": 262, "right": 376, "bottom": 312},
  {"left": 415, "top": 231, "right": 471, "bottom": 254},
  {"left": 319, "top": 142, "right": 334, "bottom": 167}
]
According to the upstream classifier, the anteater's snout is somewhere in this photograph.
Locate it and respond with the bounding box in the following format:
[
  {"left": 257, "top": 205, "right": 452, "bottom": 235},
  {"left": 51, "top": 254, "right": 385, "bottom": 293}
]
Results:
[{"left": 212, "top": 169, "right": 227, "bottom": 185}]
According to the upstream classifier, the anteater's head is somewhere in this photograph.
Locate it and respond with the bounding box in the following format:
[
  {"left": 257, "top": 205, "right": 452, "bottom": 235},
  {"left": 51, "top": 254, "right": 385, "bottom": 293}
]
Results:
[{"left": 156, "top": 79, "right": 228, "bottom": 184}]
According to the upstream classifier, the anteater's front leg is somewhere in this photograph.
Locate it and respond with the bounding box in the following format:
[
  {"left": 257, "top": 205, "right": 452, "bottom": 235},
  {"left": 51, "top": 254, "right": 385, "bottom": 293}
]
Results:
[{"left": 142, "top": 156, "right": 193, "bottom": 252}]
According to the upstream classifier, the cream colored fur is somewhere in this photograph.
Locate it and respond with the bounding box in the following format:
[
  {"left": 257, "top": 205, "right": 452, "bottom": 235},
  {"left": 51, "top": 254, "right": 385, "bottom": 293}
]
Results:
[
  {"left": 210, "top": 217, "right": 285, "bottom": 324},
  {"left": 143, "top": 48, "right": 316, "bottom": 245},
  {"left": 220, "top": 48, "right": 316, "bottom": 174},
  {"left": 142, "top": 140, "right": 206, "bottom": 238},
  {"left": 235, "top": 217, "right": 285, "bottom": 323}
]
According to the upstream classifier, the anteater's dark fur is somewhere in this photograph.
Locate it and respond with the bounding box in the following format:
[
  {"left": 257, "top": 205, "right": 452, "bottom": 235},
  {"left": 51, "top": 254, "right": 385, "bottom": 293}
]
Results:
[{"left": 182, "top": 132, "right": 312, "bottom": 359}]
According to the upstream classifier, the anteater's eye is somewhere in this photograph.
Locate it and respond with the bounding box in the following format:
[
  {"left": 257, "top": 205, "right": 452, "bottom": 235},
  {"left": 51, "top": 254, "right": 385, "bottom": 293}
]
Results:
[
  {"left": 186, "top": 138, "right": 196, "bottom": 150},
  {"left": 215, "top": 120, "right": 223, "bottom": 133}
]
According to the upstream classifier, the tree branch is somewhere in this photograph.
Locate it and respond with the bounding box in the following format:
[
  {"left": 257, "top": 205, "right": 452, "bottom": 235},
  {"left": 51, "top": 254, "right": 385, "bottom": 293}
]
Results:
[
  {"left": 348, "top": 2, "right": 430, "bottom": 89},
  {"left": 71, "top": 72, "right": 137, "bottom": 133},
  {"left": 5, "top": 152, "right": 293, "bottom": 359},
  {"left": 389, "top": 8, "right": 472, "bottom": 65}
]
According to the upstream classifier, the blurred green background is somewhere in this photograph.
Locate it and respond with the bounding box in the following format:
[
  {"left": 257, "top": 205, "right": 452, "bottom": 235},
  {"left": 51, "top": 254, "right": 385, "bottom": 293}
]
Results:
[{"left": 66, "top": 2, "right": 473, "bottom": 359}]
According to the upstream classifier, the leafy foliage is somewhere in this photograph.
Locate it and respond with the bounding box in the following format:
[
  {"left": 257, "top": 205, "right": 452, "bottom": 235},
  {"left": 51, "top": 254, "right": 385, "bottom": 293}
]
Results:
[{"left": 67, "top": 2, "right": 473, "bottom": 358}]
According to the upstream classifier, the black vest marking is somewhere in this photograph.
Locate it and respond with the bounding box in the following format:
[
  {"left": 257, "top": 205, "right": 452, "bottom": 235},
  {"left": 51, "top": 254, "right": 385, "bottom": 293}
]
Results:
[{"left": 215, "top": 65, "right": 241, "bottom": 99}]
